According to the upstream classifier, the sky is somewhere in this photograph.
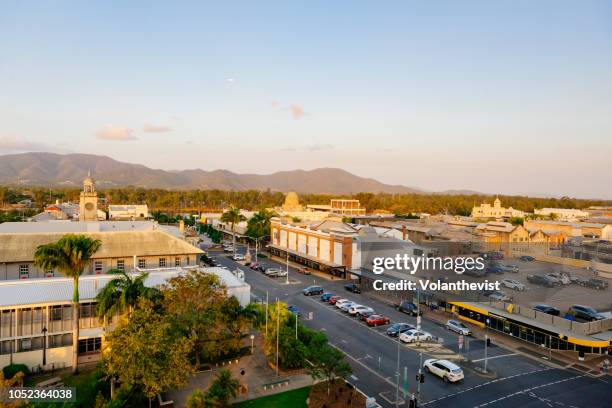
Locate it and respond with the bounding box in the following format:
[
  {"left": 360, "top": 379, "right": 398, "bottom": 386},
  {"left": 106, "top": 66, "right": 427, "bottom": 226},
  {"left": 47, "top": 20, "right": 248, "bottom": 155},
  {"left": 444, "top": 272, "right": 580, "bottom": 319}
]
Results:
[{"left": 1, "top": 1, "right": 611, "bottom": 198}]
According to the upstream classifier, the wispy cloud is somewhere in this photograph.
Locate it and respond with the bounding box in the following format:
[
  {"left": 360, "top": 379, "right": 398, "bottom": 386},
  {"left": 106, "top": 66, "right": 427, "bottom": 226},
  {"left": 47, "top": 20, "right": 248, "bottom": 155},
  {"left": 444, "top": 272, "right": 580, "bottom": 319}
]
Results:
[
  {"left": 0, "top": 135, "right": 58, "bottom": 153},
  {"left": 95, "top": 125, "right": 136, "bottom": 141},
  {"left": 143, "top": 123, "right": 172, "bottom": 133}
]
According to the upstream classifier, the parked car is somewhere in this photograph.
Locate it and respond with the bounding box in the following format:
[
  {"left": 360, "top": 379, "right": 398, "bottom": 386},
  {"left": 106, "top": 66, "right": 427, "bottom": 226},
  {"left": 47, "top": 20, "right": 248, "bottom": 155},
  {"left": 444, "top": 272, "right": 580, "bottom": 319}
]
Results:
[
  {"left": 340, "top": 302, "right": 357, "bottom": 313},
  {"left": 223, "top": 246, "right": 234, "bottom": 252},
  {"left": 519, "top": 255, "right": 535, "bottom": 262},
  {"left": 445, "top": 320, "right": 471, "bottom": 335},
  {"left": 488, "top": 291, "right": 511, "bottom": 301},
  {"left": 249, "top": 262, "right": 260, "bottom": 270},
  {"left": 569, "top": 305, "right": 605, "bottom": 321},
  {"left": 320, "top": 292, "right": 335, "bottom": 302},
  {"left": 583, "top": 278, "right": 609, "bottom": 290},
  {"left": 275, "top": 269, "right": 288, "bottom": 277},
  {"left": 335, "top": 299, "right": 352, "bottom": 309},
  {"left": 348, "top": 305, "right": 374, "bottom": 316},
  {"left": 527, "top": 274, "right": 556, "bottom": 287},
  {"left": 386, "top": 323, "right": 415, "bottom": 337},
  {"left": 360, "top": 310, "right": 376, "bottom": 321},
  {"left": 366, "top": 315, "right": 391, "bottom": 327},
  {"left": 488, "top": 251, "right": 504, "bottom": 260},
  {"left": 423, "top": 359, "right": 464, "bottom": 383},
  {"left": 464, "top": 267, "right": 486, "bottom": 277},
  {"left": 303, "top": 285, "right": 324, "bottom": 296},
  {"left": 533, "top": 304, "right": 560, "bottom": 316},
  {"left": 502, "top": 278, "right": 525, "bottom": 291},
  {"left": 329, "top": 295, "right": 340, "bottom": 305},
  {"left": 264, "top": 268, "right": 281, "bottom": 277},
  {"left": 486, "top": 265, "right": 505, "bottom": 274},
  {"left": 397, "top": 301, "right": 419, "bottom": 316},
  {"left": 297, "top": 267, "right": 311, "bottom": 275},
  {"left": 399, "top": 329, "right": 433, "bottom": 343},
  {"left": 287, "top": 305, "right": 301, "bottom": 316},
  {"left": 344, "top": 283, "right": 361, "bottom": 294},
  {"left": 232, "top": 254, "right": 245, "bottom": 261},
  {"left": 501, "top": 264, "right": 519, "bottom": 273},
  {"left": 546, "top": 272, "right": 570, "bottom": 285}
]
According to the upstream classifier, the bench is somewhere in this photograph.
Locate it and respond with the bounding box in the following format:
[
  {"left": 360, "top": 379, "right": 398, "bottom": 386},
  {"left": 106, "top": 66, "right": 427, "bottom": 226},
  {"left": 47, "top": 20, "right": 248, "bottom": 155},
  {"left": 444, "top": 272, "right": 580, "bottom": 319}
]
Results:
[
  {"left": 262, "top": 378, "right": 290, "bottom": 390},
  {"left": 36, "top": 377, "right": 63, "bottom": 388}
]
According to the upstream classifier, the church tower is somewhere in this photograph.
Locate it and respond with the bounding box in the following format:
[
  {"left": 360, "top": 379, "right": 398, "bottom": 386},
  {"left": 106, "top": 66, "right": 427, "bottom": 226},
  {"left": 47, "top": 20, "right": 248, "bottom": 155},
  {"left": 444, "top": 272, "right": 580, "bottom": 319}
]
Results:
[{"left": 79, "top": 171, "right": 99, "bottom": 221}]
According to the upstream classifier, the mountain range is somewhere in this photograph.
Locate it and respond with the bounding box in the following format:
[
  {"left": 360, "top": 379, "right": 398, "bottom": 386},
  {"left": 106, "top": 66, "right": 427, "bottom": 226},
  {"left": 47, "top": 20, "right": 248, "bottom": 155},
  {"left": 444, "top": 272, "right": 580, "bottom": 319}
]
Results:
[{"left": 0, "top": 152, "right": 442, "bottom": 194}]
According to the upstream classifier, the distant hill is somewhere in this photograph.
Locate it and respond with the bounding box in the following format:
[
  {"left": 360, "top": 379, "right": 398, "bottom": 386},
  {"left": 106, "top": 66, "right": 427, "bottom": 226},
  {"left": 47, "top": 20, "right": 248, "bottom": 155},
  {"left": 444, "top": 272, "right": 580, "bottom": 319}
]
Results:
[{"left": 0, "top": 152, "right": 424, "bottom": 194}]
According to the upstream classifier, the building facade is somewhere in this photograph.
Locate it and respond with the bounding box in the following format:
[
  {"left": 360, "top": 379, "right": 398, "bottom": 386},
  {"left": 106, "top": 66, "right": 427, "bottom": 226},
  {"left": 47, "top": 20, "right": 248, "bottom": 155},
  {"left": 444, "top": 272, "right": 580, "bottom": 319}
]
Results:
[
  {"left": 471, "top": 197, "right": 525, "bottom": 219},
  {"left": 534, "top": 208, "right": 589, "bottom": 222}
]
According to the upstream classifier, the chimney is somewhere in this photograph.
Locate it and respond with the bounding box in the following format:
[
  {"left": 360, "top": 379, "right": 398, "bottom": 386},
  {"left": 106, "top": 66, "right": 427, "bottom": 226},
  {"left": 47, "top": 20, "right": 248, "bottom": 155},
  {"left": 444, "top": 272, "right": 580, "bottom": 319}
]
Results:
[
  {"left": 402, "top": 225, "right": 407, "bottom": 241},
  {"left": 179, "top": 219, "right": 185, "bottom": 234}
]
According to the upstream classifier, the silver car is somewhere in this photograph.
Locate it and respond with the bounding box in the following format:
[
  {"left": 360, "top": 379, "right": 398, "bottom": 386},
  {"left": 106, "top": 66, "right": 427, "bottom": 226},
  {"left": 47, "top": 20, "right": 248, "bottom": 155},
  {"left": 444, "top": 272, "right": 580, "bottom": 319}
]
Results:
[
  {"left": 502, "top": 278, "right": 525, "bottom": 291},
  {"left": 446, "top": 319, "right": 471, "bottom": 335}
]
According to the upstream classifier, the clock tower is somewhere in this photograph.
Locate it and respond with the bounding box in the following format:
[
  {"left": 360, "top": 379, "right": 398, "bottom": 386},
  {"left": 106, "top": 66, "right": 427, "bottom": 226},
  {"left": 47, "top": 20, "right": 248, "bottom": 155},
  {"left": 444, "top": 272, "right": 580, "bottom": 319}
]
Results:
[{"left": 79, "top": 171, "right": 99, "bottom": 221}]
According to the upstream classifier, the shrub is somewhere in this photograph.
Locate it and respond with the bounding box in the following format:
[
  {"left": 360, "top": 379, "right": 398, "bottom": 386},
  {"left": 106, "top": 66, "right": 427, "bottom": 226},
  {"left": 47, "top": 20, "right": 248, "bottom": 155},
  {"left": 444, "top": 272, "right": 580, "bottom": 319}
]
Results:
[{"left": 2, "top": 363, "right": 29, "bottom": 380}]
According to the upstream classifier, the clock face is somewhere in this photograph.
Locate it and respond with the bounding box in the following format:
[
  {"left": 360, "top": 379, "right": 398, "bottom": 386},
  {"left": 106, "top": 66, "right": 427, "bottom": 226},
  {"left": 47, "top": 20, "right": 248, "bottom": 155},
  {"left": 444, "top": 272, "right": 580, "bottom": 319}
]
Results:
[{"left": 85, "top": 202, "right": 94, "bottom": 211}]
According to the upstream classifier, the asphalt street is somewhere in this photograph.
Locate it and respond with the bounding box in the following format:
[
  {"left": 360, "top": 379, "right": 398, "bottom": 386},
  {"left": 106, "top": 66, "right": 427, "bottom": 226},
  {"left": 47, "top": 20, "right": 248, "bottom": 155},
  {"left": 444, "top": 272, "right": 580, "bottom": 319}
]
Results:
[{"left": 209, "top": 248, "right": 611, "bottom": 408}]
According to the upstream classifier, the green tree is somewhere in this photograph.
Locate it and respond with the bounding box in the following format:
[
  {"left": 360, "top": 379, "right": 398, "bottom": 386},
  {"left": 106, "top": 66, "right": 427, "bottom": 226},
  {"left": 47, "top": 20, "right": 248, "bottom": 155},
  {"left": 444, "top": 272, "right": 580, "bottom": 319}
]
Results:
[
  {"left": 305, "top": 332, "right": 352, "bottom": 395},
  {"left": 220, "top": 207, "right": 246, "bottom": 256},
  {"left": 103, "top": 299, "right": 194, "bottom": 405},
  {"left": 508, "top": 217, "right": 524, "bottom": 226},
  {"left": 245, "top": 209, "right": 276, "bottom": 240},
  {"left": 206, "top": 370, "right": 239, "bottom": 407},
  {"left": 187, "top": 389, "right": 217, "bottom": 408},
  {"left": 95, "top": 269, "right": 161, "bottom": 324},
  {"left": 34, "top": 234, "right": 101, "bottom": 374}
]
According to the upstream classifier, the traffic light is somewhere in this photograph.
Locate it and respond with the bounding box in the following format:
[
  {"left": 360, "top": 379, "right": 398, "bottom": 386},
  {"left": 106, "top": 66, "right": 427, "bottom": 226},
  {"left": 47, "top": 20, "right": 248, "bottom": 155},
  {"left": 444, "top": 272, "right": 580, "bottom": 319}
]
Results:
[{"left": 415, "top": 373, "right": 424, "bottom": 383}]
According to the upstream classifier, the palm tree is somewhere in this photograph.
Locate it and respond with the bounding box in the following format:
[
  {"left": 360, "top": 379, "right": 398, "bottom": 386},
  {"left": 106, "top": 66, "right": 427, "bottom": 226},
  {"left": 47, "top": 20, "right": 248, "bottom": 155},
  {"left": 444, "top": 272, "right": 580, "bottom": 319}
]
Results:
[
  {"left": 207, "top": 369, "right": 239, "bottom": 407},
  {"left": 34, "top": 234, "right": 102, "bottom": 374},
  {"left": 220, "top": 207, "right": 246, "bottom": 257},
  {"left": 95, "top": 269, "right": 160, "bottom": 324}
]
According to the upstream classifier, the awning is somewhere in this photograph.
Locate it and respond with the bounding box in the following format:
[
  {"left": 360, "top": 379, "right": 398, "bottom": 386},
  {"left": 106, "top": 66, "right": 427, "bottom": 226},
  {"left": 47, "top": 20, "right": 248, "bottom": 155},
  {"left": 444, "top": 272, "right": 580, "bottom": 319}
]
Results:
[{"left": 268, "top": 244, "right": 344, "bottom": 269}]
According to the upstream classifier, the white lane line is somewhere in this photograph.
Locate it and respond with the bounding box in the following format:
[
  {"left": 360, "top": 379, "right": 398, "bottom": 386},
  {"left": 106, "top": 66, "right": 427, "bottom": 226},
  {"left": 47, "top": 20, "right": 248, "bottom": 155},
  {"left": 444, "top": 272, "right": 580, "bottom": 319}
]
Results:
[
  {"left": 330, "top": 343, "right": 397, "bottom": 388},
  {"left": 472, "top": 353, "right": 518, "bottom": 363}
]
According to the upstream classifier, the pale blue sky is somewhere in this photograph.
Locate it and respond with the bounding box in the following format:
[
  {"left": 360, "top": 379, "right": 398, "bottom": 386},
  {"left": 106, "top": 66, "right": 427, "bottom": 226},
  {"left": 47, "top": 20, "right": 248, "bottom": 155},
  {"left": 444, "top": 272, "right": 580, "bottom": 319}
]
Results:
[{"left": 1, "top": 1, "right": 611, "bottom": 198}]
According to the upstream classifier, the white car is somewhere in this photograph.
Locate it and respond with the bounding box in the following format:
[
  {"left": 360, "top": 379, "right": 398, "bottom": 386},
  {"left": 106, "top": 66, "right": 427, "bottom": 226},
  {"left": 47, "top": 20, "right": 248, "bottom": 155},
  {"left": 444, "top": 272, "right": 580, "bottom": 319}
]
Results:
[
  {"left": 232, "top": 254, "right": 245, "bottom": 261},
  {"left": 445, "top": 320, "right": 471, "bottom": 335},
  {"left": 264, "top": 268, "right": 282, "bottom": 276},
  {"left": 275, "top": 269, "right": 288, "bottom": 277},
  {"left": 335, "top": 299, "right": 351, "bottom": 309},
  {"left": 348, "top": 305, "right": 374, "bottom": 316},
  {"left": 340, "top": 302, "right": 356, "bottom": 312},
  {"left": 502, "top": 278, "right": 525, "bottom": 291},
  {"left": 223, "top": 246, "right": 234, "bottom": 252},
  {"left": 399, "top": 329, "right": 432, "bottom": 343},
  {"left": 423, "top": 359, "right": 464, "bottom": 383}
]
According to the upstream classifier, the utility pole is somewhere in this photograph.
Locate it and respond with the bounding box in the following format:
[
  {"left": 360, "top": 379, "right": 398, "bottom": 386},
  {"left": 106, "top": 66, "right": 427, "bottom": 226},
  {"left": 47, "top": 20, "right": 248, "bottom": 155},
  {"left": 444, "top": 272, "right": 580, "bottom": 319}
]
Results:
[
  {"left": 416, "top": 352, "right": 423, "bottom": 405},
  {"left": 265, "top": 291, "right": 269, "bottom": 335},
  {"left": 295, "top": 314, "right": 298, "bottom": 340},
  {"left": 484, "top": 318, "right": 490, "bottom": 373},
  {"left": 285, "top": 251, "right": 290, "bottom": 284},
  {"left": 416, "top": 287, "right": 421, "bottom": 347},
  {"left": 276, "top": 299, "right": 280, "bottom": 377},
  {"left": 395, "top": 329, "right": 401, "bottom": 407}
]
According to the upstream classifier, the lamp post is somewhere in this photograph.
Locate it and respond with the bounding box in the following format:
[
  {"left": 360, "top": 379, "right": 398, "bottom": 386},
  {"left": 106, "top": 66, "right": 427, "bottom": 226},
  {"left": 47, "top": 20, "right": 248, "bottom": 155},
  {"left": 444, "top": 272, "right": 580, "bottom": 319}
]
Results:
[
  {"left": 42, "top": 326, "right": 48, "bottom": 367},
  {"left": 250, "top": 334, "right": 255, "bottom": 354}
]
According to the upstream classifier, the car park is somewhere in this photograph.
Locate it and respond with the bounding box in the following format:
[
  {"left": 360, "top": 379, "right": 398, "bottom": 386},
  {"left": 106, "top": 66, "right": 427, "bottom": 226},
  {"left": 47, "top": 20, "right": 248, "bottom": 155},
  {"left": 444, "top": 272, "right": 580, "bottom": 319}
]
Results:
[
  {"left": 423, "top": 359, "right": 464, "bottom": 383},
  {"left": 519, "top": 255, "right": 535, "bottom": 262},
  {"left": 445, "top": 320, "right": 471, "bottom": 335},
  {"left": 527, "top": 274, "right": 557, "bottom": 287},
  {"left": 397, "top": 301, "right": 419, "bottom": 316},
  {"left": 348, "top": 305, "right": 374, "bottom": 316},
  {"left": 320, "top": 293, "right": 335, "bottom": 301},
  {"left": 386, "top": 323, "right": 415, "bottom": 337},
  {"left": 502, "top": 278, "right": 525, "bottom": 291},
  {"left": 303, "top": 286, "right": 324, "bottom": 296},
  {"left": 366, "top": 315, "right": 391, "bottom": 326},
  {"left": 344, "top": 283, "right": 361, "bottom": 293},
  {"left": 569, "top": 305, "right": 605, "bottom": 321},
  {"left": 533, "top": 304, "right": 560, "bottom": 316},
  {"left": 399, "top": 329, "right": 433, "bottom": 343}
]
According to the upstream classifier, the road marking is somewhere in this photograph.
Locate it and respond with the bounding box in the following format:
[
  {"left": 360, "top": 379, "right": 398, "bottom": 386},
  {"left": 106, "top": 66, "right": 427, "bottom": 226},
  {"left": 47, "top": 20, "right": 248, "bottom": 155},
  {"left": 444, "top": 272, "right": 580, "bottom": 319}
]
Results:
[
  {"left": 329, "top": 343, "right": 397, "bottom": 388},
  {"left": 350, "top": 374, "right": 359, "bottom": 381},
  {"left": 341, "top": 339, "right": 348, "bottom": 344},
  {"left": 471, "top": 353, "right": 518, "bottom": 363}
]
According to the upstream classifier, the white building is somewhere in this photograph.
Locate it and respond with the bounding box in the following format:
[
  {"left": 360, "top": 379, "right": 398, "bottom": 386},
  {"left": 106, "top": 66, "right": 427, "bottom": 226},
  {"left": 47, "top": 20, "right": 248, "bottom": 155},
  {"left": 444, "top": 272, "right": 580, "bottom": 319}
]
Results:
[
  {"left": 534, "top": 208, "right": 589, "bottom": 222},
  {"left": 108, "top": 204, "right": 150, "bottom": 220}
]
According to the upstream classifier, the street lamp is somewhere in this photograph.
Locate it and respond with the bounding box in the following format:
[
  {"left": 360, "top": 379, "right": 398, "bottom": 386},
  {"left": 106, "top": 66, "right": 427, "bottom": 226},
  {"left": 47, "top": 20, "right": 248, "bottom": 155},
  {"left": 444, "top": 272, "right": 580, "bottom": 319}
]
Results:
[
  {"left": 250, "top": 334, "right": 255, "bottom": 354},
  {"left": 42, "top": 326, "right": 48, "bottom": 367}
]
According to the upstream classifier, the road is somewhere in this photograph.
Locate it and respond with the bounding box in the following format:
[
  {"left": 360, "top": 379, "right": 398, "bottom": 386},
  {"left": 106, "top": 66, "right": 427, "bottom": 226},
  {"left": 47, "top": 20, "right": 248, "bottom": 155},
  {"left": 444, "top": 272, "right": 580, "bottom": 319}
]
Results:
[{"left": 209, "top": 247, "right": 611, "bottom": 408}]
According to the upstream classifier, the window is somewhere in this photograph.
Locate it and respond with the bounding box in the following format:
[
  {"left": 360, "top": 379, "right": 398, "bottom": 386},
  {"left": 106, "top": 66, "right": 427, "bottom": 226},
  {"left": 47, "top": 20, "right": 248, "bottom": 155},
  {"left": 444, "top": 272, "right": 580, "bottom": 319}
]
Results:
[
  {"left": 186, "top": 257, "right": 190, "bottom": 265},
  {"left": 94, "top": 261, "right": 103, "bottom": 274},
  {"left": 138, "top": 259, "right": 146, "bottom": 269},
  {"left": 116, "top": 260, "right": 125, "bottom": 271},
  {"left": 19, "top": 265, "right": 29, "bottom": 279},
  {"left": 175, "top": 257, "right": 181, "bottom": 267},
  {"left": 159, "top": 258, "right": 166, "bottom": 268},
  {"left": 78, "top": 337, "right": 102, "bottom": 354}
]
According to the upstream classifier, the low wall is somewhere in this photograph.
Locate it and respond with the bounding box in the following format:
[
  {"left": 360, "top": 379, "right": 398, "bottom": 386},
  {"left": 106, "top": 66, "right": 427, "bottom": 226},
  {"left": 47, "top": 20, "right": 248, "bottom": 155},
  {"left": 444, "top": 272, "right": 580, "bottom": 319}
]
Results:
[{"left": 0, "top": 346, "right": 72, "bottom": 372}]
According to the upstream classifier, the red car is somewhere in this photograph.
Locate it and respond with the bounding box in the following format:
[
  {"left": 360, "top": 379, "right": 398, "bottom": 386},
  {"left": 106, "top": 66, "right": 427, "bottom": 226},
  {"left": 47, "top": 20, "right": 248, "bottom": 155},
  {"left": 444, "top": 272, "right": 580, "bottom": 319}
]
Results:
[
  {"left": 298, "top": 267, "right": 311, "bottom": 275},
  {"left": 360, "top": 310, "right": 376, "bottom": 321},
  {"left": 366, "top": 315, "right": 391, "bottom": 327},
  {"left": 329, "top": 295, "right": 340, "bottom": 305}
]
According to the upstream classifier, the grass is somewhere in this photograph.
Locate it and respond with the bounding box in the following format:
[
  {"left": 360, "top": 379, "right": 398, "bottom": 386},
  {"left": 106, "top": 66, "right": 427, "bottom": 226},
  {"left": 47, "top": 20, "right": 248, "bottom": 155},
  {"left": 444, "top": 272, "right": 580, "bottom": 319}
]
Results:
[
  {"left": 233, "top": 386, "right": 311, "bottom": 408},
  {"left": 62, "top": 368, "right": 100, "bottom": 407}
]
